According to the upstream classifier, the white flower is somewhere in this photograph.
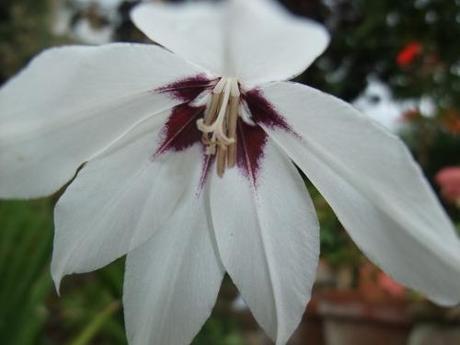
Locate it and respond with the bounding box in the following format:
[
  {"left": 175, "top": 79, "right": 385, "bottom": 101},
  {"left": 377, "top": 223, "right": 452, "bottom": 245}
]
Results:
[{"left": 1, "top": 0, "right": 459, "bottom": 344}]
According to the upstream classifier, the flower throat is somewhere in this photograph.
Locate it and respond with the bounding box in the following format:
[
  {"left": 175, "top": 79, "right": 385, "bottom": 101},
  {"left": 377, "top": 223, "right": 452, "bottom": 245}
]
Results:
[{"left": 197, "top": 78, "right": 241, "bottom": 177}]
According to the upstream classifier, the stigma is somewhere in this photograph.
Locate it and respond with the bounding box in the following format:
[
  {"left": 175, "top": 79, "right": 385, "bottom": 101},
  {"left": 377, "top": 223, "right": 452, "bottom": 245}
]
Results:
[{"left": 197, "top": 78, "right": 241, "bottom": 177}]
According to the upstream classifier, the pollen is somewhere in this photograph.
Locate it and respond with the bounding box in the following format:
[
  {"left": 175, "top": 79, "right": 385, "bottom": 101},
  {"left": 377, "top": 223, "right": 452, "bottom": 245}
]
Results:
[{"left": 197, "top": 78, "right": 241, "bottom": 177}]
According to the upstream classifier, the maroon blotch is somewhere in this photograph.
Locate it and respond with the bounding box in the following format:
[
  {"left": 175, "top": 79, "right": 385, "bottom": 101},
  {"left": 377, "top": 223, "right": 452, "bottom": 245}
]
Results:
[
  {"left": 244, "top": 88, "right": 295, "bottom": 134},
  {"left": 155, "top": 103, "right": 215, "bottom": 192},
  {"left": 156, "top": 74, "right": 215, "bottom": 102},
  {"left": 155, "top": 104, "right": 205, "bottom": 156},
  {"left": 236, "top": 120, "right": 268, "bottom": 186},
  {"left": 236, "top": 88, "right": 297, "bottom": 186}
]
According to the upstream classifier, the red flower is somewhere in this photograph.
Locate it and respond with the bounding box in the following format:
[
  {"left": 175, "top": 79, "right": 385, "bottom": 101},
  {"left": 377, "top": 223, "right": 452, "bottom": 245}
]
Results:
[
  {"left": 397, "top": 41, "right": 423, "bottom": 67},
  {"left": 435, "top": 167, "right": 460, "bottom": 205}
]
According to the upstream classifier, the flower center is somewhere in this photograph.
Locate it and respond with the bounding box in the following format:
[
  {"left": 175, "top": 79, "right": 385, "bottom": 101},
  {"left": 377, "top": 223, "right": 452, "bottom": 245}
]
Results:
[{"left": 196, "top": 78, "right": 241, "bottom": 177}]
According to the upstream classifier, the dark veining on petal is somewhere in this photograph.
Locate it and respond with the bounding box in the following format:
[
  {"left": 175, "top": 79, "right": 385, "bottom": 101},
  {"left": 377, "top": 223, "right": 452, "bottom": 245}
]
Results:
[
  {"left": 154, "top": 75, "right": 218, "bottom": 191},
  {"left": 156, "top": 74, "right": 215, "bottom": 102},
  {"left": 235, "top": 88, "right": 298, "bottom": 186},
  {"left": 154, "top": 84, "right": 292, "bottom": 189},
  {"left": 244, "top": 88, "right": 297, "bottom": 135},
  {"left": 155, "top": 104, "right": 205, "bottom": 156},
  {"left": 237, "top": 120, "right": 268, "bottom": 186},
  {"left": 198, "top": 154, "right": 215, "bottom": 194},
  {"left": 155, "top": 103, "right": 214, "bottom": 192}
]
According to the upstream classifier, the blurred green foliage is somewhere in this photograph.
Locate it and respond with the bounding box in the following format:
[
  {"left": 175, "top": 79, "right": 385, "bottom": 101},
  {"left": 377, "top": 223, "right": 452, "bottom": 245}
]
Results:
[
  {"left": 0, "top": 200, "right": 53, "bottom": 345},
  {"left": 292, "top": 0, "right": 460, "bottom": 106},
  {"left": 0, "top": 199, "right": 245, "bottom": 344},
  {"left": 1, "top": 0, "right": 460, "bottom": 344}
]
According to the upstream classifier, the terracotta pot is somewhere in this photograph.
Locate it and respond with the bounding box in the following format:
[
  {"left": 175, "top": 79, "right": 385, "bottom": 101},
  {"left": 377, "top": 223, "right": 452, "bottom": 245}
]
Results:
[
  {"left": 408, "top": 323, "right": 460, "bottom": 345},
  {"left": 238, "top": 301, "right": 326, "bottom": 345},
  {"left": 315, "top": 290, "right": 412, "bottom": 345},
  {"left": 287, "top": 308, "right": 325, "bottom": 345},
  {"left": 231, "top": 286, "right": 418, "bottom": 345}
]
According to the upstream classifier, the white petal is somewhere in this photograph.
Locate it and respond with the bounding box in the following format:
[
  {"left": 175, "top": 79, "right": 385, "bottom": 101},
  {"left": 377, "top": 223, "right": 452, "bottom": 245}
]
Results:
[
  {"left": 123, "top": 168, "right": 224, "bottom": 345},
  {"left": 0, "top": 43, "right": 205, "bottom": 198},
  {"left": 131, "top": 0, "right": 329, "bottom": 84},
  {"left": 259, "top": 81, "right": 460, "bottom": 306},
  {"left": 210, "top": 143, "right": 319, "bottom": 344},
  {"left": 131, "top": 1, "right": 224, "bottom": 75},
  {"left": 227, "top": 0, "right": 329, "bottom": 85},
  {"left": 51, "top": 115, "right": 201, "bottom": 287}
]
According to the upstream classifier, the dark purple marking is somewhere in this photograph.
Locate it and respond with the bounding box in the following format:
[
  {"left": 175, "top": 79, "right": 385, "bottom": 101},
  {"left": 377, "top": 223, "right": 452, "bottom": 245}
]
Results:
[
  {"left": 155, "top": 104, "right": 205, "bottom": 156},
  {"left": 153, "top": 84, "right": 294, "bottom": 189},
  {"left": 155, "top": 103, "right": 213, "bottom": 192},
  {"left": 198, "top": 154, "right": 215, "bottom": 193},
  {"left": 236, "top": 120, "right": 268, "bottom": 186},
  {"left": 156, "top": 74, "right": 215, "bottom": 102},
  {"left": 244, "top": 88, "right": 295, "bottom": 134},
  {"left": 234, "top": 88, "right": 297, "bottom": 185}
]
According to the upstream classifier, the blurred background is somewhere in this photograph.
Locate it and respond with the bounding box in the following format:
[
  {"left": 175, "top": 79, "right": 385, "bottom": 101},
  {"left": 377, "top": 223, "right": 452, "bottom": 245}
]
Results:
[{"left": 1, "top": 0, "right": 460, "bottom": 344}]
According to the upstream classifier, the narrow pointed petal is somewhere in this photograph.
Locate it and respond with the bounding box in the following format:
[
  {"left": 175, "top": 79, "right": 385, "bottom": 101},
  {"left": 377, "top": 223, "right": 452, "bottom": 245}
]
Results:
[
  {"left": 210, "top": 143, "right": 319, "bottom": 344},
  {"left": 51, "top": 115, "right": 201, "bottom": 287},
  {"left": 123, "top": 167, "right": 224, "bottom": 345},
  {"left": 259, "top": 81, "right": 460, "bottom": 306},
  {"left": 0, "top": 43, "right": 205, "bottom": 198},
  {"left": 131, "top": 0, "right": 329, "bottom": 85}
]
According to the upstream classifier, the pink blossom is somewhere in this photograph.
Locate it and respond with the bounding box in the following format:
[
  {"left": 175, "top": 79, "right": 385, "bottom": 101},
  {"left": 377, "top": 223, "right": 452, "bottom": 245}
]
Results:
[{"left": 435, "top": 167, "right": 460, "bottom": 204}]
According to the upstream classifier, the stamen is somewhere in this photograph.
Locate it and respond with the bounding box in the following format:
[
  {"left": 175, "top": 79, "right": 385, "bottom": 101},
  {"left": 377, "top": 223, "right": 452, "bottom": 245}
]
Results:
[
  {"left": 196, "top": 77, "right": 241, "bottom": 177},
  {"left": 203, "top": 92, "right": 220, "bottom": 125},
  {"left": 213, "top": 77, "right": 227, "bottom": 94},
  {"left": 227, "top": 80, "right": 240, "bottom": 168},
  {"left": 216, "top": 144, "right": 227, "bottom": 177}
]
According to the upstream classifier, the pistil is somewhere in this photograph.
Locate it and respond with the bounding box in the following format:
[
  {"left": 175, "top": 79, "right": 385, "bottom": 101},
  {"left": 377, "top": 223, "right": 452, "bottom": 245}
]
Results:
[{"left": 196, "top": 78, "right": 241, "bottom": 177}]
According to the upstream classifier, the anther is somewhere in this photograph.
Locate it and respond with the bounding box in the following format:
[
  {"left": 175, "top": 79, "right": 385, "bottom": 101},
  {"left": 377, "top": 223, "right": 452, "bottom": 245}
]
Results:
[{"left": 227, "top": 79, "right": 240, "bottom": 168}]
